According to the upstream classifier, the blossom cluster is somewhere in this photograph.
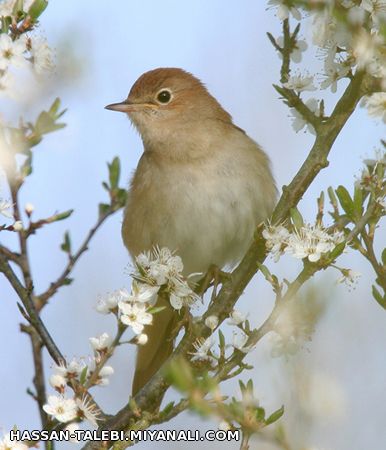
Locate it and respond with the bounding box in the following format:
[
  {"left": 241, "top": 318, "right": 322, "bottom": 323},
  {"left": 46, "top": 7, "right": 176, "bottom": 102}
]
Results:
[
  {"left": 97, "top": 247, "right": 200, "bottom": 343},
  {"left": 269, "top": 0, "right": 386, "bottom": 126},
  {"left": 263, "top": 223, "right": 345, "bottom": 262},
  {"left": 190, "top": 309, "right": 252, "bottom": 365},
  {"left": 0, "top": 0, "right": 54, "bottom": 97},
  {"left": 42, "top": 333, "right": 115, "bottom": 426},
  {"left": 0, "top": 196, "right": 26, "bottom": 231},
  {"left": 0, "top": 432, "right": 28, "bottom": 450}
]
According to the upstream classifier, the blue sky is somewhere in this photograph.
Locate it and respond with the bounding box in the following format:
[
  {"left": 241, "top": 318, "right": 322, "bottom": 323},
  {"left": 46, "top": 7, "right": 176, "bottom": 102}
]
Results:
[{"left": 1, "top": 1, "right": 385, "bottom": 449}]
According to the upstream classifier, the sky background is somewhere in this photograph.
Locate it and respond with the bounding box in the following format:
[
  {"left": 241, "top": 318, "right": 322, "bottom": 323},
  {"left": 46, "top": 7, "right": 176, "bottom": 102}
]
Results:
[{"left": 0, "top": 1, "right": 385, "bottom": 449}]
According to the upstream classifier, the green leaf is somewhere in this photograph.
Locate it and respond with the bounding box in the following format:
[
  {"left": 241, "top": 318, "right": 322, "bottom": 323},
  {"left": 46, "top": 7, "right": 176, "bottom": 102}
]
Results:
[
  {"left": 102, "top": 181, "right": 109, "bottom": 192},
  {"left": 165, "top": 357, "right": 193, "bottom": 392},
  {"left": 53, "top": 209, "right": 73, "bottom": 222},
  {"left": 255, "top": 407, "right": 266, "bottom": 422},
  {"left": 372, "top": 285, "right": 386, "bottom": 309},
  {"left": 12, "top": 0, "right": 24, "bottom": 16},
  {"left": 290, "top": 207, "right": 304, "bottom": 228},
  {"left": 108, "top": 157, "right": 120, "bottom": 189},
  {"left": 48, "top": 97, "right": 61, "bottom": 116},
  {"left": 335, "top": 186, "right": 354, "bottom": 218},
  {"left": 63, "top": 277, "right": 73, "bottom": 286},
  {"left": 161, "top": 402, "right": 175, "bottom": 417},
  {"left": 28, "top": 0, "right": 48, "bottom": 20},
  {"left": 328, "top": 242, "right": 346, "bottom": 261},
  {"left": 258, "top": 263, "right": 272, "bottom": 281},
  {"left": 98, "top": 203, "right": 111, "bottom": 218},
  {"left": 218, "top": 329, "right": 225, "bottom": 349},
  {"left": 35, "top": 111, "right": 66, "bottom": 135},
  {"left": 381, "top": 248, "right": 386, "bottom": 266},
  {"left": 60, "top": 231, "right": 71, "bottom": 253},
  {"left": 1, "top": 16, "right": 12, "bottom": 33},
  {"left": 353, "top": 185, "right": 363, "bottom": 218},
  {"left": 327, "top": 186, "right": 338, "bottom": 209},
  {"left": 266, "top": 405, "right": 284, "bottom": 425},
  {"left": 79, "top": 366, "right": 88, "bottom": 385},
  {"left": 147, "top": 306, "right": 166, "bottom": 315},
  {"left": 115, "top": 188, "right": 127, "bottom": 207}
]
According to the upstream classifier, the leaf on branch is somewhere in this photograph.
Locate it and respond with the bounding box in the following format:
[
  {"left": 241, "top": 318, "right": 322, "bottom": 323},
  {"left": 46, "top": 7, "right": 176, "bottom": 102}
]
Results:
[
  {"left": 353, "top": 185, "right": 363, "bottom": 219},
  {"left": 60, "top": 231, "right": 71, "bottom": 254},
  {"left": 28, "top": 0, "right": 48, "bottom": 20},
  {"left": 147, "top": 306, "right": 166, "bottom": 315},
  {"left": 98, "top": 203, "right": 111, "bottom": 219},
  {"left": 381, "top": 248, "right": 386, "bottom": 266},
  {"left": 265, "top": 405, "right": 284, "bottom": 425},
  {"left": 12, "top": 0, "right": 24, "bottom": 16},
  {"left": 335, "top": 186, "right": 354, "bottom": 218},
  {"left": 165, "top": 357, "right": 194, "bottom": 392},
  {"left": 108, "top": 157, "right": 121, "bottom": 190},
  {"left": 290, "top": 207, "right": 304, "bottom": 228},
  {"left": 372, "top": 285, "right": 386, "bottom": 309},
  {"left": 79, "top": 366, "right": 88, "bottom": 385},
  {"left": 49, "top": 209, "right": 74, "bottom": 222}
]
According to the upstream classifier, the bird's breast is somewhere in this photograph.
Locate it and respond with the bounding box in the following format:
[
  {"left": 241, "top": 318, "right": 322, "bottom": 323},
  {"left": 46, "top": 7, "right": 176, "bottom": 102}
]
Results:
[{"left": 122, "top": 143, "right": 274, "bottom": 275}]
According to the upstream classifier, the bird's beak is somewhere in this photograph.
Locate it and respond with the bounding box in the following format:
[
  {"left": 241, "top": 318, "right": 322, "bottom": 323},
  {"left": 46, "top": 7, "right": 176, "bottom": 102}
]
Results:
[{"left": 105, "top": 100, "right": 136, "bottom": 113}]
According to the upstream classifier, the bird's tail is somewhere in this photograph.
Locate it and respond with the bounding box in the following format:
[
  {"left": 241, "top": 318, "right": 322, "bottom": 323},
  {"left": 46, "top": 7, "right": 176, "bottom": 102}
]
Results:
[{"left": 132, "top": 296, "right": 176, "bottom": 396}]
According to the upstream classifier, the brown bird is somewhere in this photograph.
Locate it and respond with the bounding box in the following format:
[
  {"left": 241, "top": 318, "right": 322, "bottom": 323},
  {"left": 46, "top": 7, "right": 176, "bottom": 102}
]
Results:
[{"left": 106, "top": 67, "right": 276, "bottom": 395}]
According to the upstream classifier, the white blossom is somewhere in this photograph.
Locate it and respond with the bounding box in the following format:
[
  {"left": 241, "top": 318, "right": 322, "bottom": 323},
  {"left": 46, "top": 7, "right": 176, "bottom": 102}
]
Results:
[
  {"left": 89, "top": 332, "right": 113, "bottom": 352},
  {"left": 53, "top": 359, "right": 84, "bottom": 381},
  {"left": 169, "top": 278, "right": 199, "bottom": 310},
  {"left": 231, "top": 331, "right": 253, "bottom": 353},
  {"left": 276, "top": 36, "right": 307, "bottom": 63},
  {"left": 12, "top": 220, "right": 23, "bottom": 231},
  {"left": 97, "top": 366, "right": 114, "bottom": 386},
  {"left": 218, "top": 421, "right": 231, "bottom": 432},
  {"left": 283, "top": 74, "right": 316, "bottom": 92},
  {"left": 127, "top": 281, "right": 159, "bottom": 305},
  {"left": 75, "top": 396, "right": 101, "bottom": 427},
  {"left": 24, "top": 202, "right": 34, "bottom": 214},
  {"left": 136, "top": 333, "right": 148, "bottom": 345},
  {"left": 0, "top": 34, "right": 27, "bottom": 71},
  {"left": 205, "top": 315, "right": 219, "bottom": 330},
  {"left": 289, "top": 98, "right": 321, "bottom": 134},
  {"left": 43, "top": 395, "right": 77, "bottom": 423},
  {"left": 96, "top": 288, "right": 129, "bottom": 314},
  {"left": 191, "top": 336, "right": 216, "bottom": 364},
  {"left": 0, "top": 433, "right": 28, "bottom": 450},
  {"left": 119, "top": 301, "right": 153, "bottom": 334},
  {"left": 49, "top": 373, "right": 67, "bottom": 393},
  {"left": 268, "top": 0, "right": 301, "bottom": 21},
  {"left": 285, "top": 224, "right": 344, "bottom": 262},
  {"left": 0, "top": 198, "right": 13, "bottom": 218},
  {"left": 87, "top": 359, "right": 114, "bottom": 386},
  {"left": 0, "top": 71, "right": 14, "bottom": 94},
  {"left": 320, "top": 60, "right": 350, "bottom": 93},
  {"left": 227, "top": 309, "right": 247, "bottom": 326},
  {"left": 362, "top": 92, "right": 386, "bottom": 122},
  {"left": 263, "top": 224, "right": 290, "bottom": 261},
  {"left": 361, "top": 0, "right": 386, "bottom": 25},
  {"left": 28, "top": 35, "right": 54, "bottom": 74},
  {"left": 64, "top": 423, "right": 80, "bottom": 443},
  {"left": 0, "top": 0, "right": 14, "bottom": 17},
  {"left": 337, "top": 269, "right": 361, "bottom": 289}
]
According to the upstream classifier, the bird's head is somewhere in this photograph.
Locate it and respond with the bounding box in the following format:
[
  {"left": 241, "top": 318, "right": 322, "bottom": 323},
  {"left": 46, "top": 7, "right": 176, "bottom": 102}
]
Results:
[{"left": 105, "top": 67, "right": 232, "bottom": 148}]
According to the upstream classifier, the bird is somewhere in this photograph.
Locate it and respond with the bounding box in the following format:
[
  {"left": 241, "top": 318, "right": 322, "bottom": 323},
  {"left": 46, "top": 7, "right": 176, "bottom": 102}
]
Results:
[{"left": 105, "top": 67, "right": 277, "bottom": 396}]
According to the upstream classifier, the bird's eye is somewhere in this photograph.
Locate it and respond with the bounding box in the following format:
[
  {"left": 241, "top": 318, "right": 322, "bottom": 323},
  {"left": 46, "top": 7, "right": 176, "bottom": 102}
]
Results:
[{"left": 156, "top": 90, "right": 172, "bottom": 104}]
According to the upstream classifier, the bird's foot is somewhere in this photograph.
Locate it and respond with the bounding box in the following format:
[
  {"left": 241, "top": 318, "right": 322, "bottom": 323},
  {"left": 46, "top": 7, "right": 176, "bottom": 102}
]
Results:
[{"left": 195, "top": 264, "right": 231, "bottom": 302}]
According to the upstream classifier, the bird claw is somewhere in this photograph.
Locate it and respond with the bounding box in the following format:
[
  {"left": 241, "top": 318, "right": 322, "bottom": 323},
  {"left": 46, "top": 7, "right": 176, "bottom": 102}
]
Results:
[{"left": 195, "top": 264, "right": 231, "bottom": 302}]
